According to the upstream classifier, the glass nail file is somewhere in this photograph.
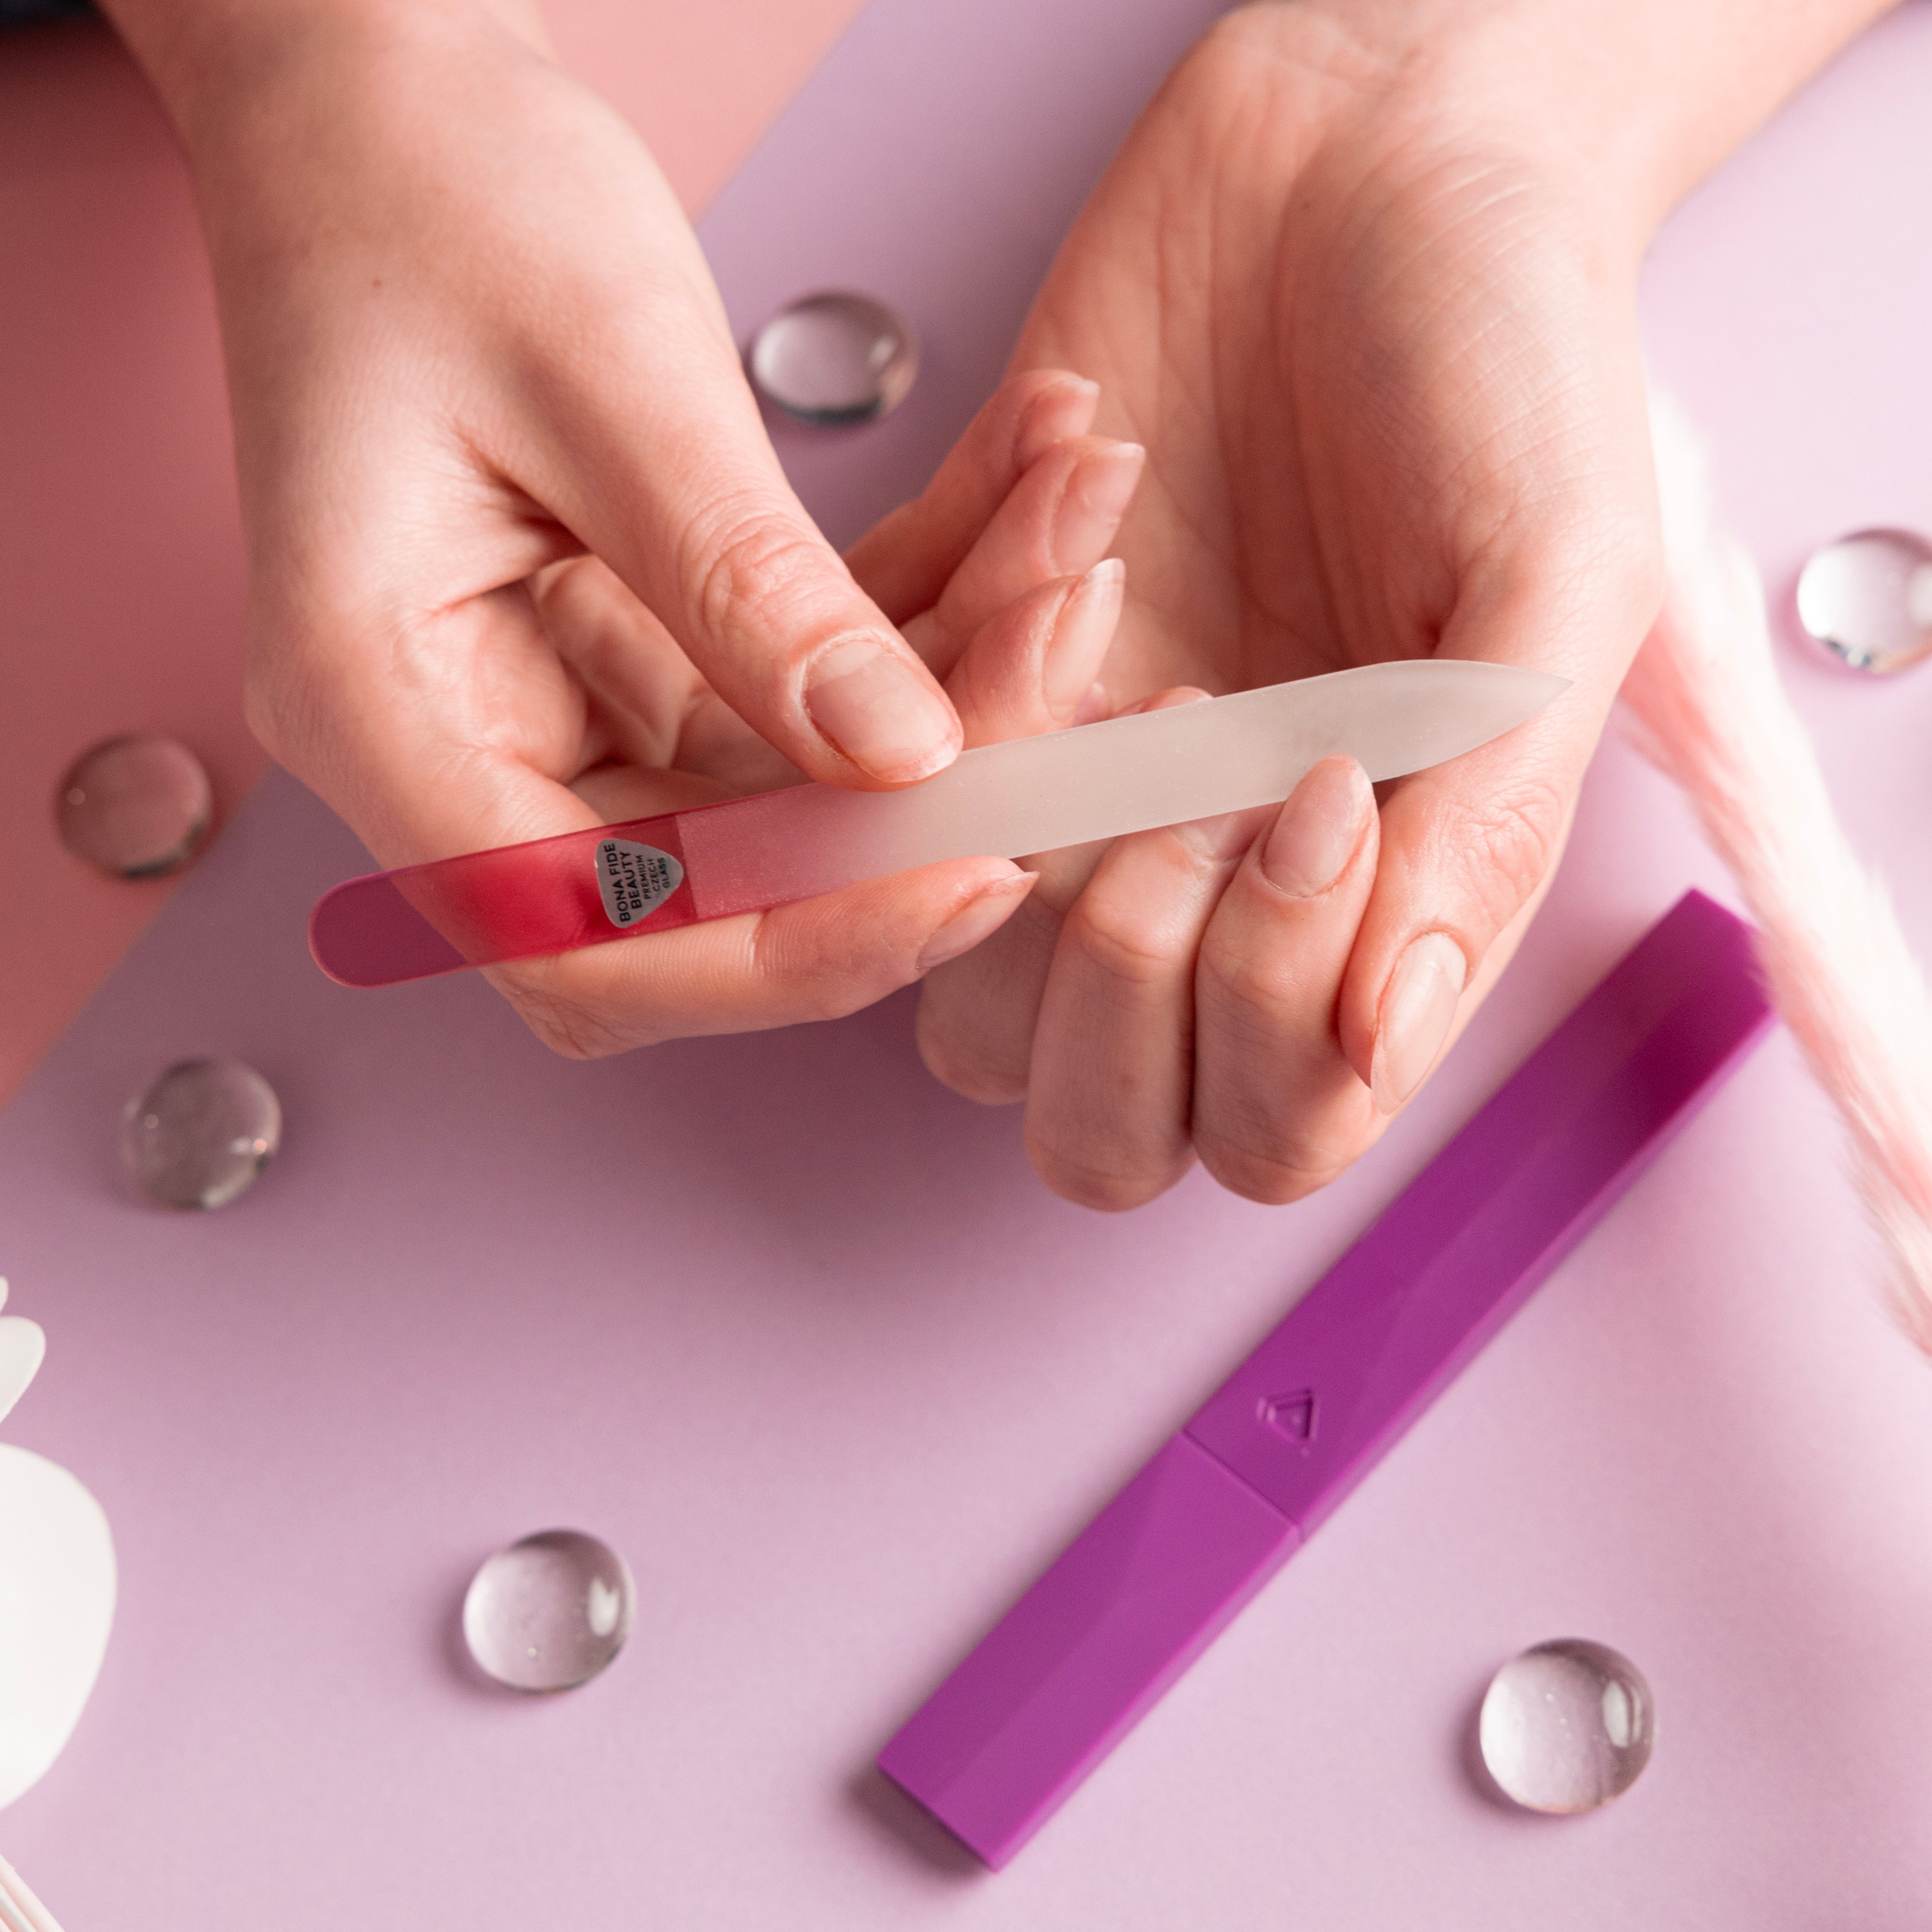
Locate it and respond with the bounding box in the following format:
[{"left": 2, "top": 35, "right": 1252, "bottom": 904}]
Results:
[
  {"left": 308, "top": 660, "right": 1563, "bottom": 988},
  {"left": 877, "top": 890, "right": 1775, "bottom": 1869}
]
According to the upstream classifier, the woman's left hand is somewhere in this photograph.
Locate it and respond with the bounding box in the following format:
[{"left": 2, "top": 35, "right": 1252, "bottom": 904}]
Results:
[{"left": 913, "top": 5, "right": 1669, "bottom": 1209}]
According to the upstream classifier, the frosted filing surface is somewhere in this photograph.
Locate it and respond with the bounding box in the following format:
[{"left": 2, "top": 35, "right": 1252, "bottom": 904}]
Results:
[{"left": 681, "top": 662, "right": 1562, "bottom": 916}]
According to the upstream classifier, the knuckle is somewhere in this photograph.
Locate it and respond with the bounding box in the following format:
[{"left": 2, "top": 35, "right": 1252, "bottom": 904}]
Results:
[
  {"left": 1197, "top": 938, "right": 1300, "bottom": 1032},
  {"left": 1201, "top": 1149, "right": 1341, "bottom": 1208},
  {"left": 684, "top": 496, "right": 831, "bottom": 645},
  {"left": 499, "top": 974, "right": 640, "bottom": 1061},
  {"left": 1441, "top": 772, "right": 1568, "bottom": 938},
  {"left": 1195, "top": 1120, "right": 1353, "bottom": 1207},
  {"left": 1188, "top": 1000, "right": 1379, "bottom": 1205},
  {"left": 747, "top": 919, "right": 875, "bottom": 1026},
  {"left": 916, "top": 995, "right": 1030, "bottom": 1107},
  {"left": 1063, "top": 894, "right": 1187, "bottom": 993},
  {"left": 1029, "top": 1148, "right": 1181, "bottom": 1214},
  {"left": 1023, "top": 1124, "right": 1191, "bottom": 1214}
]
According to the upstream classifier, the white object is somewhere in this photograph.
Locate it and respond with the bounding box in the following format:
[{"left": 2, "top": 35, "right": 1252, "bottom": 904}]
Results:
[
  {"left": 0, "top": 1449, "right": 116, "bottom": 1811},
  {"left": 0, "top": 1288, "right": 116, "bottom": 1814},
  {"left": 0, "top": 1322, "right": 46, "bottom": 1432},
  {"left": 1628, "top": 393, "right": 1932, "bottom": 1348}
]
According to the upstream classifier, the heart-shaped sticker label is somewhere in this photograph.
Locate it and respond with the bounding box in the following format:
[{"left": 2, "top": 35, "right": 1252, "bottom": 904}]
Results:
[
  {"left": 0, "top": 1318, "right": 46, "bottom": 1430},
  {"left": 594, "top": 840, "right": 684, "bottom": 930}
]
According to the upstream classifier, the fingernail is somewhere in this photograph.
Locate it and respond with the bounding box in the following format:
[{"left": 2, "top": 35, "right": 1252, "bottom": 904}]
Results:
[
  {"left": 1053, "top": 443, "right": 1144, "bottom": 570},
  {"left": 1370, "top": 932, "right": 1468, "bottom": 1115},
  {"left": 916, "top": 872, "right": 1038, "bottom": 973},
  {"left": 1261, "top": 757, "right": 1370, "bottom": 897},
  {"left": 806, "top": 634, "right": 960, "bottom": 782},
  {"left": 1015, "top": 375, "right": 1101, "bottom": 471},
  {"left": 1044, "top": 558, "right": 1125, "bottom": 717}
]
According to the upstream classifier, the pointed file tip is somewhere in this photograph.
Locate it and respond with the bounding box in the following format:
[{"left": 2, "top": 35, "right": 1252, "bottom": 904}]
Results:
[
  {"left": 1460, "top": 661, "right": 1571, "bottom": 725},
  {"left": 1345, "top": 658, "right": 1572, "bottom": 783}
]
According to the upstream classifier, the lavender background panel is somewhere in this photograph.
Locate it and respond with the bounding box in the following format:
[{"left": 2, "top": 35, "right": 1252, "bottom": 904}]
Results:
[
  {"left": 3, "top": 2, "right": 1932, "bottom": 1927},
  {"left": 699, "top": 0, "right": 1221, "bottom": 545}
]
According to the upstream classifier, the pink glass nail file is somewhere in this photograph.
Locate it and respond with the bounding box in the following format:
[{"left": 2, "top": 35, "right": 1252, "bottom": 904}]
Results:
[
  {"left": 309, "top": 661, "right": 1562, "bottom": 987},
  {"left": 878, "top": 889, "right": 1773, "bottom": 1868}
]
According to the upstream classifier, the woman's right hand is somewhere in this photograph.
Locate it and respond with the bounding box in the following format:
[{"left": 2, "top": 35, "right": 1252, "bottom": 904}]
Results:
[{"left": 103, "top": 0, "right": 1140, "bottom": 1051}]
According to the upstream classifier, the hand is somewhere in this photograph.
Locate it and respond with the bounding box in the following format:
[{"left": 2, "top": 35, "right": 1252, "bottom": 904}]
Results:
[
  {"left": 121, "top": 0, "right": 1136, "bottom": 1051},
  {"left": 915, "top": 5, "right": 1672, "bottom": 1208},
  {"left": 504, "top": 398, "right": 1143, "bottom": 1053}
]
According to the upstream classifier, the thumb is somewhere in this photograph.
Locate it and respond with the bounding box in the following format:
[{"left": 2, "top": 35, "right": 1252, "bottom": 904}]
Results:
[{"left": 519, "top": 266, "right": 961, "bottom": 790}]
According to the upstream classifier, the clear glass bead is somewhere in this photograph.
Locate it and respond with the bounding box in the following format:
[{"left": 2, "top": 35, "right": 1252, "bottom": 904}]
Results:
[
  {"left": 1479, "top": 1637, "right": 1655, "bottom": 1813},
  {"left": 1795, "top": 527, "right": 1932, "bottom": 674},
  {"left": 121, "top": 1060, "right": 281, "bottom": 1211},
  {"left": 462, "top": 1530, "right": 635, "bottom": 1693},
  {"left": 747, "top": 291, "right": 919, "bottom": 424},
  {"left": 56, "top": 735, "right": 212, "bottom": 878}
]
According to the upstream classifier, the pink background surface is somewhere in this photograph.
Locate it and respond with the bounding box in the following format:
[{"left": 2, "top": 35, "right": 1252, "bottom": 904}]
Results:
[
  {"left": 4, "top": 1, "right": 1932, "bottom": 1925},
  {"left": 0, "top": 0, "right": 868, "bottom": 1104}
]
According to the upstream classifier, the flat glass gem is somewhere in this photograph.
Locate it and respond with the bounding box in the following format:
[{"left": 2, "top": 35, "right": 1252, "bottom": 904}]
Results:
[
  {"left": 1794, "top": 527, "right": 1932, "bottom": 674},
  {"left": 56, "top": 734, "right": 213, "bottom": 878},
  {"left": 462, "top": 1530, "right": 636, "bottom": 1692},
  {"left": 747, "top": 292, "right": 919, "bottom": 424},
  {"left": 1479, "top": 1638, "right": 1655, "bottom": 1813},
  {"left": 121, "top": 1059, "right": 281, "bottom": 1210}
]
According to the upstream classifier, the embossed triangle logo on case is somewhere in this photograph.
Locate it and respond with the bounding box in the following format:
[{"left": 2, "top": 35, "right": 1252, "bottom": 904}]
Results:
[
  {"left": 595, "top": 839, "right": 684, "bottom": 929},
  {"left": 1261, "top": 1389, "right": 1317, "bottom": 1444}
]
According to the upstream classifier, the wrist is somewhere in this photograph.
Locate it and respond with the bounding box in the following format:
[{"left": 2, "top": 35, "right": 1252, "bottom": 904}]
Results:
[
  {"left": 1220, "top": 0, "right": 1894, "bottom": 254},
  {"left": 98, "top": 0, "right": 553, "bottom": 164}
]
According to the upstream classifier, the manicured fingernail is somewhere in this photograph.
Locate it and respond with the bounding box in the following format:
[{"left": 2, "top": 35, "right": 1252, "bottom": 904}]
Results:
[
  {"left": 1015, "top": 375, "right": 1101, "bottom": 471},
  {"left": 1053, "top": 443, "right": 1144, "bottom": 570},
  {"left": 1261, "top": 757, "right": 1370, "bottom": 897},
  {"left": 916, "top": 872, "right": 1038, "bottom": 973},
  {"left": 1044, "top": 558, "right": 1125, "bottom": 717},
  {"left": 1370, "top": 932, "right": 1468, "bottom": 1115},
  {"left": 806, "top": 634, "right": 960, "bottom": 782}
]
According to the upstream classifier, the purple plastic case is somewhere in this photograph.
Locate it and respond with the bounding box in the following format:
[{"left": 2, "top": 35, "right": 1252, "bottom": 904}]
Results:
[{"left": 878, "top": 890, "right": 1774, "bottom": 1867}]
